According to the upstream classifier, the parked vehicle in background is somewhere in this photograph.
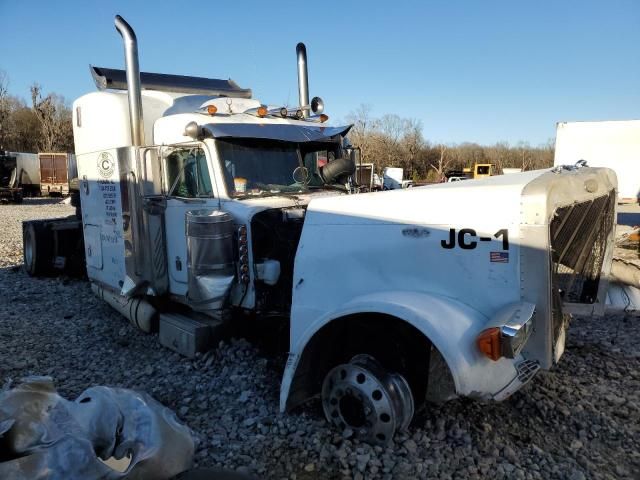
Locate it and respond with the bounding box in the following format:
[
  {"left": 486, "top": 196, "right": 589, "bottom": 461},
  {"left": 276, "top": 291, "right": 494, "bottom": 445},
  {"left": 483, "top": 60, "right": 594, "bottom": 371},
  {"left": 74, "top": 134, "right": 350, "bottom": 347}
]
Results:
[
  {"left": 354, "top": 162, "right": 375, "bottom": 192},
  {"left": 461, "top": 164, "right": 494, "bottom": 180},
  {"left": 383, "top": 167, "right": 413, "bottom": 189},
  {"left": 554, "top": 120, "right": 640, "bottom": 203},
  {"left": 473, "top": 163, "right": 493, "bottom": 179},
  {"left": 445, "top": 169, "right": 469, "bottom": 182},
  {"left": 372, "top": 173, "right": 382, "bottom": 190},
  {"left": 39, "top": 152, "right": 74, "bottom": 196},
  {"left": 7, "top": 152, "right": 40, "bottom": 196},
  {"left": 447, "top": 176, "right": 468, "bottom": 182},
  {"left": 0, "top": 152, "right": 23, "bottom": 203}
]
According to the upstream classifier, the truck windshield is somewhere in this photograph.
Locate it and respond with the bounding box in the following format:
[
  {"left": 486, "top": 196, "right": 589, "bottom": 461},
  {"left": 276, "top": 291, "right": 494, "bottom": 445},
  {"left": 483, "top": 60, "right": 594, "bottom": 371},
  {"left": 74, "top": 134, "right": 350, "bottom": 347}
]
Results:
[{"left": 217, "top": 139, "right": 342, "bottom": 198}]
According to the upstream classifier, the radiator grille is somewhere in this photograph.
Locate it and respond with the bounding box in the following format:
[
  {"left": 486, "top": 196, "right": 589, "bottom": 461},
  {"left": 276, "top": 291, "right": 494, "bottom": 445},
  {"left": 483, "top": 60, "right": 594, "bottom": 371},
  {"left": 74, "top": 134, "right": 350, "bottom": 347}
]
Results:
[{"left": 550, "top": 190, "right": 616, "bottom": 304}]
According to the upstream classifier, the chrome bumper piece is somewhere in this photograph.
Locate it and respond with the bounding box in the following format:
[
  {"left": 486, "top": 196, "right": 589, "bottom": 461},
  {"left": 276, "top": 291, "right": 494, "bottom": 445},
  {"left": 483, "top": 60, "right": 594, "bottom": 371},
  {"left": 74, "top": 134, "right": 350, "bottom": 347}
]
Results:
[{"left": 494, "top": 359, "right": 541, "bottom": 401}]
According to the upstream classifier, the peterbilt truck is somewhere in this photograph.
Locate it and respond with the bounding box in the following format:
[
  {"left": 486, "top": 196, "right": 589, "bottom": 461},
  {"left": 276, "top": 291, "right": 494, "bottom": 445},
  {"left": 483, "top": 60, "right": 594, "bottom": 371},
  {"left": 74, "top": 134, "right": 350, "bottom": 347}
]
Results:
[{"left": 22, "top": 16, "right": 617, "bottom": 445}]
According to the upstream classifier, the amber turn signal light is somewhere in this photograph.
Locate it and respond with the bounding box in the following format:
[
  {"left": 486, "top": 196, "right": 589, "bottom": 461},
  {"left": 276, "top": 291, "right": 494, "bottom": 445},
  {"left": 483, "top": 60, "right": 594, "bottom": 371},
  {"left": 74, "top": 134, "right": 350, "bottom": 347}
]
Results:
[
  {"left": 257, "top": 106, "right": 268, "bottom": 117},
  {"left": 320, "top": 114, "right": 329, "bottom": 123},
  {"left": 477, "top": 327, "right": 501, "bottom": 361},
  {"left": 207, "top": 105, "right": 218, "bottom": 115}
]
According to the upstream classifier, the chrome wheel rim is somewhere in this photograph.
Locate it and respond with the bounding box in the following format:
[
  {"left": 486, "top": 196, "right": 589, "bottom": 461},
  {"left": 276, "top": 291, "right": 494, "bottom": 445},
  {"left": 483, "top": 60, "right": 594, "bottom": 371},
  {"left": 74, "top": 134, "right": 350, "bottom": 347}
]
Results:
[{"left": 322, "top": 354, "right": 414, "bottom": 445}]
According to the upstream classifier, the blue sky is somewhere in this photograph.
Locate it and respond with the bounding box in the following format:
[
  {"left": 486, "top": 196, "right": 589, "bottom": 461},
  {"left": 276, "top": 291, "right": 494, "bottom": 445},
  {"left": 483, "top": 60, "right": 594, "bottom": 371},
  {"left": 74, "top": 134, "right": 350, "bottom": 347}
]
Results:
[{"left": 1, "top": 1, "right": 638, "bottom": 146}]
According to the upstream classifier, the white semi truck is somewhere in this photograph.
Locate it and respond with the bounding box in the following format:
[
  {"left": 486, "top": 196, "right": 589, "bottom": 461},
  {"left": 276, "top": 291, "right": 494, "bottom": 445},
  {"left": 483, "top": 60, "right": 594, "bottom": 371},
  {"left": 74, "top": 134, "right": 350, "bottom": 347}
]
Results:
[{"left": 23, "top": 16, "right": 618, "bottom": 444}]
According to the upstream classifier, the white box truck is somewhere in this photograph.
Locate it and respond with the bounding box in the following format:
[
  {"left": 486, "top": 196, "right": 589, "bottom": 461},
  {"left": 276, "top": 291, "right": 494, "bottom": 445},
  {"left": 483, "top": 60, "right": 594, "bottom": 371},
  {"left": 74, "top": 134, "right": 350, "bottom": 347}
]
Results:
[
  {"left": 554, "top": 120, "right": 640, "bottom": 203},
  {"left": 383, "top": 167, "right": 413, "bottom": 189},
  {"left": 6, "top": 152, "right": 40, "bottom": 196}
]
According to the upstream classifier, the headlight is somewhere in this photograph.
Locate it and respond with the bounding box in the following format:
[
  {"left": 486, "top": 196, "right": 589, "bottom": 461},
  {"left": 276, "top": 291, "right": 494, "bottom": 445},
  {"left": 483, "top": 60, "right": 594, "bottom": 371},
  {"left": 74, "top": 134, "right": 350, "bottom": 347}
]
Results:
[{"left": 477, "top": 302, "right": 535, "bottom": 361}]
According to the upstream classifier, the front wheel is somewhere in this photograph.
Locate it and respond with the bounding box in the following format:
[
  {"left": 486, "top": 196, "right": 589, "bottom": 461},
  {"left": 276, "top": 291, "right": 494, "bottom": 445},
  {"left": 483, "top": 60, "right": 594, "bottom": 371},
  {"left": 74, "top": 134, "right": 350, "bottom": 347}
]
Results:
[{"left": 321, "top": 354, "right": 414, "bottom": 445}]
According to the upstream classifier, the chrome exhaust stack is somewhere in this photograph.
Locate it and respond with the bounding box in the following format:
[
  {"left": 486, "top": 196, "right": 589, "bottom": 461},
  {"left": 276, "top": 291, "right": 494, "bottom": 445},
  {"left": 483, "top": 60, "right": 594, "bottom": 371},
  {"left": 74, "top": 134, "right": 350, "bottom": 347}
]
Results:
[
  {"left": 296, "top": 43, "right": 310, "bottom": 118},
  {"left": 115, "top": 15, "right": 145, "bottom": 146},
  {"left": 296, "top": 42, "right": 325, "bottom": 120}
]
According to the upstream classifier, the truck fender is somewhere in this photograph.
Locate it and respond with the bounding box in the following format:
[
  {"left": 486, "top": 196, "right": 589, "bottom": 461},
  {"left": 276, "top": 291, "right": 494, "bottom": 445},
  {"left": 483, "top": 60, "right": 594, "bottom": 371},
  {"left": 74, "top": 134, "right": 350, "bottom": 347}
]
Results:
[{"left": 280, "top": 291, "right": 521, "bottom": 412}]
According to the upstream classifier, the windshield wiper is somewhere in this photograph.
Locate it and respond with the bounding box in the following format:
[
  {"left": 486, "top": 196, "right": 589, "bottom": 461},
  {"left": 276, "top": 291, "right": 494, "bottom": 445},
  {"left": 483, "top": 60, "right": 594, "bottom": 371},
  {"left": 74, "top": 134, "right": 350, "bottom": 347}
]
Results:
[
  {"left": 235, "top": 190, "right": 280, "bottom": 199},
  {"left": 309, "top": 184, "right": 348, "bottom": 193}
]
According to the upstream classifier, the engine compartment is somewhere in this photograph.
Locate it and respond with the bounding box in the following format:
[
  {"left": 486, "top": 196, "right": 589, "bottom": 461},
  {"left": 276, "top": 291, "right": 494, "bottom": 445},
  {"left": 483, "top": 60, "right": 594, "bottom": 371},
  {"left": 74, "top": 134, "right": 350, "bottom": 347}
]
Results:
[{"left": 250, "top": 207, "right": 307, "bottom": 314}]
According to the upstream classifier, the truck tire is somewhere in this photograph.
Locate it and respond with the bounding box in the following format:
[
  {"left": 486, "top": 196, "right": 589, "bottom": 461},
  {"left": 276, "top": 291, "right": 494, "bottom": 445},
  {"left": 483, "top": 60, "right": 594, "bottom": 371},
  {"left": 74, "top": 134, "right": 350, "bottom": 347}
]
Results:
[
  {"left": 321, "top": 354, "right": 414, "bottom": 445},
  {"left": 23, "top": 222, "right": 52, "bottom": 276}
]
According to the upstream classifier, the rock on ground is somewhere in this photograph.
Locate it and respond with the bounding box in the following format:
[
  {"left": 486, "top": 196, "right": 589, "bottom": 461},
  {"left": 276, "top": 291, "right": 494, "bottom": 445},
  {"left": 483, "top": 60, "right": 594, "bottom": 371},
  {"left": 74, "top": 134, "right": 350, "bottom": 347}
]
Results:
[{"left": 1, "top": 199, "right": 639, "bottom": 479}]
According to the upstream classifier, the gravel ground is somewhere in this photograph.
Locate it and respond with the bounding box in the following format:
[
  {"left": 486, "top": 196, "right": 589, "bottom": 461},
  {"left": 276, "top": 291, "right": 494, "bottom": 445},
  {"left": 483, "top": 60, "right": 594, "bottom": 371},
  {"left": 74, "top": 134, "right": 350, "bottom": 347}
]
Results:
[{"left": 1, "top": 199, "right": 639, "bottom": 480}]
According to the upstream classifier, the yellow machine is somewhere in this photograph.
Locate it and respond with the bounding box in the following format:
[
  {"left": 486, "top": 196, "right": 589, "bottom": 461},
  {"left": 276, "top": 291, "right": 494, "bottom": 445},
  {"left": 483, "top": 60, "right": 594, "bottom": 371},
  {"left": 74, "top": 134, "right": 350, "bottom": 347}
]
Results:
[{"left": 472, "top": 163, "right": 493, "bottom": 179}]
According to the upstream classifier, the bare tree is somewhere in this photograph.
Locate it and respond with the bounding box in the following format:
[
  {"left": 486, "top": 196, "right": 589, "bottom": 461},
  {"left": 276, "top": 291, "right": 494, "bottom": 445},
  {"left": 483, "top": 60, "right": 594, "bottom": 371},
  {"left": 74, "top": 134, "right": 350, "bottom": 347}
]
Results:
[
  {"left": 11, "top": 103, "right": 41, "bottom": 152},
  {"left": 0, "top": 71, "right": 10, "bottom": 149},
  {"left": 346, "top": 104, "right": 376, "bottom": 164},
  {"left": 516, "top": 141, "right": 532, "bottom": 171},
  {"left": 485, "top": 141, "right": 509, "bottom": 173},
  {"left": 31, "top": 83, "right": 55, "bottom": 151},
  {"left": 402, "top": 118, "right": 424, "bottom": 179},
  {"left": 344, "top": 106, "right": 554, "bottom": 180},
  {"left": 30, "top": 83, "right": 73, "bottom": 152},
  {"left": 429, "top": 144, "right": 451, "bottom": 181},
  {"left": 377, "top": 114, "right": 406, "bottom": 167}
]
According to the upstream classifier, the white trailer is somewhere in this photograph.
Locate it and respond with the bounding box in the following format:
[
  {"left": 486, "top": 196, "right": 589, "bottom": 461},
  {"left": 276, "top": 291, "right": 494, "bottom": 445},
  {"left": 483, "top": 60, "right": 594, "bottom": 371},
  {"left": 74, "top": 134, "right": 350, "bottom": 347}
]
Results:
[
  {"left": 9, "top": 152, "right": 40, "bottom": 196},
  {"left": 6, "top": 151, "right": 75, "bottom": 197},
  {"left": 383, "top": 167, "right": 413, "bottom": 189},
  {"left": 23, "top": 16, "right": 618, "bottom": 445},
  {"left": 554, "top": 120, "right": 640, "bottom": 203}
]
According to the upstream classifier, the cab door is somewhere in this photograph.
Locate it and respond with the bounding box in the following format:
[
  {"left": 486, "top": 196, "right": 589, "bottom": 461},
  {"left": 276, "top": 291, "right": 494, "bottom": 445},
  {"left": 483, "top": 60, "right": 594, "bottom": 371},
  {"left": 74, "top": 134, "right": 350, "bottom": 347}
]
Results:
[
  {"left": 161, "top": 144, "right": 218, "bottom": 296},
  {"left": 136, "top": 147, "right": 168, "bottom": 295}
]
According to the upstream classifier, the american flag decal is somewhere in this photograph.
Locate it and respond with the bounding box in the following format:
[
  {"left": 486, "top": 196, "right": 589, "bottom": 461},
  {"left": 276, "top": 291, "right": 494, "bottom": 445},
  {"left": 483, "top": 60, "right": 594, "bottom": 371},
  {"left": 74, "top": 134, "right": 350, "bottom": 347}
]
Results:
[{"left": 490, "top": 251, "right": 509, "bottom": 263}]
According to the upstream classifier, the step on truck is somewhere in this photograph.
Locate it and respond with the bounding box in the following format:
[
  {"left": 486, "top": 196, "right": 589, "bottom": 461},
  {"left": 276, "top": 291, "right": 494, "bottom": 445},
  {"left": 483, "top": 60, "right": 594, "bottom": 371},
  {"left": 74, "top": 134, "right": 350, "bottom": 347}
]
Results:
[{"left": 23, "top": 16, "right": 618, "bottom": 444}]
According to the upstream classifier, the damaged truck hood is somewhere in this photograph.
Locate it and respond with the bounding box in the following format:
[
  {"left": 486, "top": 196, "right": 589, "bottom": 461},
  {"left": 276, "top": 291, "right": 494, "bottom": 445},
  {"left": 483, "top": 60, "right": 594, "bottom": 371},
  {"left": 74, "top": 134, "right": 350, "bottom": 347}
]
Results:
[{"left": 303, "top": 168, "right": 617, "bottom": 227}]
